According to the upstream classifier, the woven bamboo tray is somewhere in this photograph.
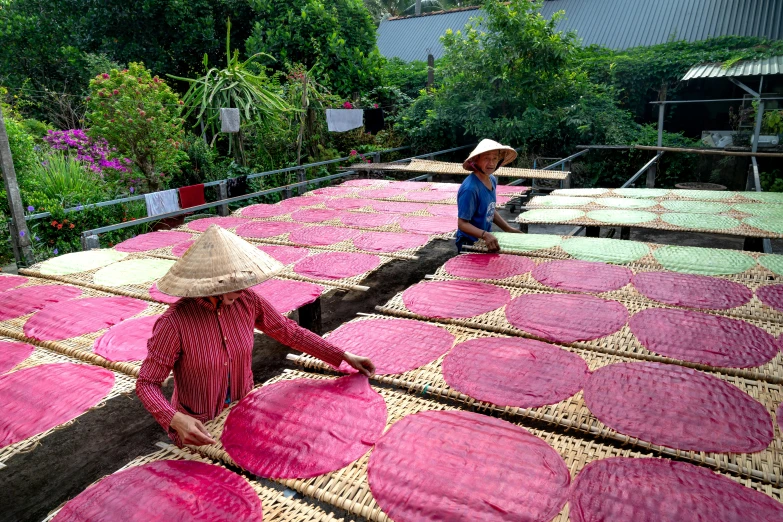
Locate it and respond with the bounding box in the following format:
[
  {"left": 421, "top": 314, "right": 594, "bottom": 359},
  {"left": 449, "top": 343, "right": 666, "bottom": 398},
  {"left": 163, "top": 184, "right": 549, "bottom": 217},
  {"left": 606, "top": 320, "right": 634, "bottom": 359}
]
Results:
[
  {"left": 375, "top": 281, "right": 783, "bottom": 384},
  {"left": 552, "top": 187, "right": 783, "bottom": 204},
  {"left": 430, "top": 255, "right": 783, "bottom": 325},
  {"left": 289, "top": 314, "right": 783, "bottom": 485},
  {"left": 0, "top": 338, "right": 136, "bottom": 465},
  {"left": 516, "top": 209, "right": 783, "bottom": 239},
  {"left": 0, "top": 282, "right": 165, "bottom": 376},
  {"left": 526, "top": 195, "right": 758, "bottom": 217},
  {"left": 466, "top": 234, "right": 783, "bottom": 281},
  {"left": 192, "top": 369, "right": 782, "bottom": 521},
  {"left": 307, "top": 188, "right": 515, "bottom": 208},
  {"left": 348, "top": 159, "right": 569, "bottom": 181},
  {"left": 43, "top": 444, "right": 346, "bottom": 522}
]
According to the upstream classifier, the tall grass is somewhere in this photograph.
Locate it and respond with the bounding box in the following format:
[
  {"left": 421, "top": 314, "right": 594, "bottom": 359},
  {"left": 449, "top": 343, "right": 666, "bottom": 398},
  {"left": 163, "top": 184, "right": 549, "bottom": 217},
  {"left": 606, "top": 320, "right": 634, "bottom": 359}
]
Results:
[{"left": 30, "top": 153, "right": 107, "bottom": 208}]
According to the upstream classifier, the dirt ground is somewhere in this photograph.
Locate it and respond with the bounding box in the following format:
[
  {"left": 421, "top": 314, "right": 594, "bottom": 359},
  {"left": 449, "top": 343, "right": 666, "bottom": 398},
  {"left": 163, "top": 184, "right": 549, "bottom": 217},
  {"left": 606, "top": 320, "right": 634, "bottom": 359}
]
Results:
[{"left": 0, "top": 240, "right": 456, "bottom": 522}]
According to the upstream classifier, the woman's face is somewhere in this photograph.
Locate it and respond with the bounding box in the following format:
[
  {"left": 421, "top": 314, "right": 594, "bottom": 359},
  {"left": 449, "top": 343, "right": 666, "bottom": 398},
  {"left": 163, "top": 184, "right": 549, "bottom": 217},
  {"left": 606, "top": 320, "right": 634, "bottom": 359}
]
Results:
[{"left": 475, "top": 150, "right": 500, "bottom": 175}]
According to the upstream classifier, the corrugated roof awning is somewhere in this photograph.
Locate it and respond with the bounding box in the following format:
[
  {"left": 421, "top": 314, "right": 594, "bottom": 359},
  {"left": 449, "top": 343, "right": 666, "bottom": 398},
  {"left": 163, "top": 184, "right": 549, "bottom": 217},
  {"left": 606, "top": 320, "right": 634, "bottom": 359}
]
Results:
[{"left": 681, "top": 56, "right": 783, "bottom": 81}]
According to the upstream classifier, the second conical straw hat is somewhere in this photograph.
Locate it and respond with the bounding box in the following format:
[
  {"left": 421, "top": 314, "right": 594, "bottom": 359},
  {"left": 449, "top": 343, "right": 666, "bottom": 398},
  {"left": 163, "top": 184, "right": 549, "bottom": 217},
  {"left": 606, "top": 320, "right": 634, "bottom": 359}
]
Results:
[{"left": 156, "top": 225, "right": 284, "bottom": 298}]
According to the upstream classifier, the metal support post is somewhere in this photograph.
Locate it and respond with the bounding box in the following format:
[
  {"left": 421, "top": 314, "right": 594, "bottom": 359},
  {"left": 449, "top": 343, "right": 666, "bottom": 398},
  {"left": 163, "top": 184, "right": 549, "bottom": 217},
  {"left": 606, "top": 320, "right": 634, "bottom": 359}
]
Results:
[
  {"left": 752, "top": 100, "right": 765, "bottom": 154},
  {"left": 81, "top": 234, "right": 100, "bottom": 250},
  {"left": 562, "top": 161, "right": 571, "bottom": 189},
  {"left": 217, "top": 181, "right": 229, "bottom": 216},
  {"left": 298, "top": 298, "right": 322, "bottom": 334},
  {"left": 296, "top": 169, "right": 307, "bottom": 195}
]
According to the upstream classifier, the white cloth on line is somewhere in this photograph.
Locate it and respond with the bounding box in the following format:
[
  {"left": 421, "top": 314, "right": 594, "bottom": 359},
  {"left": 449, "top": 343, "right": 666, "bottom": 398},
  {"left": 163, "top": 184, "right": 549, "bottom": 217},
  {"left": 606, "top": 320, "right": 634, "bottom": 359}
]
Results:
[
  {"left": 326, "top": 109, "right": 364, "bottom": 132},
  {"left": 145, "top": 189, "right": 181, "bottom": 216}
]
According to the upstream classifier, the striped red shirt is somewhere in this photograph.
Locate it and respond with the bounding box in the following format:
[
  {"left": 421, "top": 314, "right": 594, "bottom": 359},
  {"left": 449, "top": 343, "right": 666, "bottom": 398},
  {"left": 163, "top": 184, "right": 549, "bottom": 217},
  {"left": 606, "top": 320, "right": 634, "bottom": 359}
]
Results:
[{"left": 136, "top": 289, "right": 345, "bottom": 444}]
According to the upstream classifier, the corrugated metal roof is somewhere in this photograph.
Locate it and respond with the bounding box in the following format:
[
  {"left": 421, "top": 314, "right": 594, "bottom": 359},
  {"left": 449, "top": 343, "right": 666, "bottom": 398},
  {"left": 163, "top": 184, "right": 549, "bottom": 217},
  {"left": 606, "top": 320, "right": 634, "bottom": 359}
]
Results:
[
  {"left": 376, "top": 7, "right": 483, "bottom": 62},
  {"left": 682, "top": 56, "right": 783, "bottom": 80},
  {"left": 377, "top": 1, "right": 783, "bottom": 62},
  {"left": 540, "top": 0, "right": 783, "bottom": 50}
]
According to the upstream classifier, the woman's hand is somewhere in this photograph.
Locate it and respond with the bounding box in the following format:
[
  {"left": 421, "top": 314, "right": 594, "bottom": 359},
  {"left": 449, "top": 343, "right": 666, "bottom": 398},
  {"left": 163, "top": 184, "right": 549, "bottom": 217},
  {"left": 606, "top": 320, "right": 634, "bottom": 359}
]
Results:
[
  {"left": 170, "top": 412, "right": 217, "bottom": 446},
  {"left": 484, "top": 232, "right": 500, "bottom": 252},
  {"left": 343, "top": 352, "right": 376, "bottom": 377}
]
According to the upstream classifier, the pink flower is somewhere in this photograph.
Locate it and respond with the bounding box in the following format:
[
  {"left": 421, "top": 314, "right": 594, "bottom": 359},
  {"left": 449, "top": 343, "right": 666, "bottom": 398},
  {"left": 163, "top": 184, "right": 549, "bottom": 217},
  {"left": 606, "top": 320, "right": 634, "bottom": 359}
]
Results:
[
  {"left": 112, "top": 89, "right": 119, "bottom": 95},
  {"left": 373, "top": 103, "right": 379, "bottom": 108},
  {"left": 102, "top": 73, "right": 109, "bottom": 79},
  {"left": 349, "top": 150, "right": 358, "bottom": 156},
  {"left": 342, "top": 101, "right": 353, "bottom": 109}
]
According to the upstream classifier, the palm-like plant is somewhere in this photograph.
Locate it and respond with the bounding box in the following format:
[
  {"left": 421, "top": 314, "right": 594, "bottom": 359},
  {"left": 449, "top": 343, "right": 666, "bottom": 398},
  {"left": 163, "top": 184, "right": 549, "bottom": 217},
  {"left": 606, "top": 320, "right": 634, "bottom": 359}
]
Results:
[{"left": 169, "top": 19, "right": 290, "bottom": 163}]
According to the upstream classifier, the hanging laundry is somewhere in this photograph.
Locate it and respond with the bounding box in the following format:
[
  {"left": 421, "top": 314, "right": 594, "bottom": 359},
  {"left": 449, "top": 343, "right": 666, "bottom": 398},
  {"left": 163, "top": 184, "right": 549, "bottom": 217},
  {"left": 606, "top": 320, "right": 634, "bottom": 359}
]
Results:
[
  {"left": 326, "top": 109, "right": 364, "bottom": 132},
  {"left": 144, "top": 189, "right": 181, "bottom": 216},
  {"left": 220, "top": 108, "right": 240, "bottom": 133},
  {"left": 179, "top": 184, "right": 206, "bottom": 209},
  {"left": 227, "top": 176, "right": 249, "bottom": 198},
  {"left": 364, "top": 108, "right": 385, "bottom": 134}
]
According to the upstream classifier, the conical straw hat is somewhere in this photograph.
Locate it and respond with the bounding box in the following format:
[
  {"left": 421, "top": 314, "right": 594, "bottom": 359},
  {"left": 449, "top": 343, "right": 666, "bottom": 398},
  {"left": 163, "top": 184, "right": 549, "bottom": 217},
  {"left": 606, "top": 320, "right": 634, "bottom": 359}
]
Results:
[
  {"left": 462, "top": 139, "right": 517, "bottom": 171},
  {"left": 157, "top": 225, "right": 284, "bottom": 297}
]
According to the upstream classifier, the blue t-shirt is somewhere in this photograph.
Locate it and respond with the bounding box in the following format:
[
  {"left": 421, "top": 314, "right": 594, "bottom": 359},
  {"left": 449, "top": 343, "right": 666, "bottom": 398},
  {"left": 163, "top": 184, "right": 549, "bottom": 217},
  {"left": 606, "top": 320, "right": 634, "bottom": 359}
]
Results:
[{"left": 456, "top": 173, "right": 497, "bottom": 243}]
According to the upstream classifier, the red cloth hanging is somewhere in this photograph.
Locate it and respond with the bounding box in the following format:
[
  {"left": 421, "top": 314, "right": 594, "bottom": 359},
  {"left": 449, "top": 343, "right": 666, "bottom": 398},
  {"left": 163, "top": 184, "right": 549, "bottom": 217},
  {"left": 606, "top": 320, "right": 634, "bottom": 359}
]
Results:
[{"left": 178, "top": 184, "right": 206, "bottom": 209}]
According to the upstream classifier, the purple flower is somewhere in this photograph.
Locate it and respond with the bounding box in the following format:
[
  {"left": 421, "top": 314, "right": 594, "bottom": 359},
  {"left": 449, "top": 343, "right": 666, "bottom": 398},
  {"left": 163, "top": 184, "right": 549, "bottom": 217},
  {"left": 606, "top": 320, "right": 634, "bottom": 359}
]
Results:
[
  {"left": 129, "top": 187, "right": 135, "bottom": 194},
  {"left": 27, "top": 205, "right": 34, "bottom": 212},
  {"left": 53, "top": 248, "right": 59, "bottom": 255},
  {"left": 19, "top": 230, "right": 25, "bottom": 237},
  {"left": 34, "top": 234, "right": 40, "bottom": 241},
  {"left": 76, "top": 204, "right": 83, "bottom": 211}
]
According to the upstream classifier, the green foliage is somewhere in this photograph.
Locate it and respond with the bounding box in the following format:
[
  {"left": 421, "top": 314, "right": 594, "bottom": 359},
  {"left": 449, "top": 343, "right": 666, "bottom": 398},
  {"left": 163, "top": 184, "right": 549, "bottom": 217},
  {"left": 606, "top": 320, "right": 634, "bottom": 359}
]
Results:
[
  {"left": 380, "top": 58, "right": 430, "bottom": 99},
  {"left": 86, "top": 63, "right": 187, "bottom": 191},
  {"left": 761, "top": 169, "right": 783, "bottom": 193},
  {"left": 170, "top": 20, "right": 290, "bottom": 165},
  {"left": 577, "top": 37, "right": 783, "bottom": 119},
  {"left": 25, "top": 153, "right": 108, "bottom": 207},
  {"left": 762, "top": 109, "right": 783, "bottom": 135},
  {"left": 363, "top": 0, "right": 453, "bottom": 22},
  {"left": 246, "top": 0, "right": 382, "bottom": 96}
]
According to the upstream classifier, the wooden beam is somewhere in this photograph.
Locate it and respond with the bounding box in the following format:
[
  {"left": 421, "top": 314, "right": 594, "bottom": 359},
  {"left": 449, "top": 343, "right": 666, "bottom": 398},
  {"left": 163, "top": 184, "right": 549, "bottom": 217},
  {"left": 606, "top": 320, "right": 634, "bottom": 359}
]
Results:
[
  {"left": 0, "top": 105, "right": 33, "bottom": 266},
  {"left": 634, "top": 145, "right": 783, "bottom": 158}
]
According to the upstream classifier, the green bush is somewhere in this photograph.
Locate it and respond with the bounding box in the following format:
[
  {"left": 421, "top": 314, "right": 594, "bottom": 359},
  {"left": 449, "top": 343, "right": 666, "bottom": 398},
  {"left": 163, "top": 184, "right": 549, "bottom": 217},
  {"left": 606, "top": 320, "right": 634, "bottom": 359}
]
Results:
[
  {"left": 86, "top": 63, "right": 187, "bottom": 192},
  {"left": 25, "top": 153, "right": 110, "bottom": 208},
  {"left": 380, "top": 58, "right": 430, "bottom": 99}
]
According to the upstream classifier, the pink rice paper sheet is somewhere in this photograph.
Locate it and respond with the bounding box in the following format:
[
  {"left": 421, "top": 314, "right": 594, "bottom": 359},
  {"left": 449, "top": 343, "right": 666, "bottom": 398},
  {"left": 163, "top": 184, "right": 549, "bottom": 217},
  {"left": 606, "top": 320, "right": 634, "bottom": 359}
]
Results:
[
  {"left": 402, "top": 280, "right": 511, "bottom": 319},
  {"left": 323, "top": 198, "right": 377, "bottom": 211},
  {"left": 368, "top": 410, "right": 570, "bottom": 522},
  {"left": 289, "top": 208, "right": 342, "bottom": 223},
  {"left": 425, "top": 205, "right": 458, "bottom": 218},
  {"left": 403, "top": 191, "right": 454, "bottom": 203},
  {"left": 234, "top": 221, "right": 303, "bottom": 239},
  {"left": 531, "top": 259, "right": 634, "bottom": 293},
  {"left": 51, "top": 459, "right": 264, "bottom": 522},
  {"left": 0, "top": 362, "right": 114, "bottom": 449},
  {"left": 250, "top": 279, "right": 324, "bottom": 314},
  {"left": 398, "top": 215, "right": 456, "bottom": 235},
  {"left": 221, "top": 375, "right": 387, "bottom": 478},
  {"left": 505, "top": 293, "right": 628, "bottom": 343},
  {"left": 443, "top": 337, "right": 590, "bottom": 408},
  {"left": 633, "top": 271, "right": 753, "bottom": 310},
  {"left": 0, "top": 284, "right": 83, "bottom": 321},
  {"left": 629, "top": 308, "right": 779, "bottom": 368},
  {"left": 287, "top": 226, "right": 360, "bottom": 247},
  {"left": 148, "top": 283, "right": 181, "bottom": 304},
  {"left": 277, "top": 195, "right": 330, "bottom": 209},
  {"left": 368, "top": 200, "right": 429, "bottom": 214},
  {"left": 569, "top": 457, "right": 783, "bottom": 522},
  {"left": 0, "top": 341, "right": 35, "bottom": 374},
  {"left": 443, "top": 253, "right": 535, "bottom": 280},
  {"left": 114, "top": 231, "right": 193, "bottom": 253},
  {"left": 93, "top": 315, "right": 162, "bottom": 362},
  {"left": 239, "top": 203, "right": 289, "bottom": 219},
  {"left": 352, "top": 231, "right": 429, "bottom": 253},
  {"left": 293, "top": 252, "right": 381, "bottom": 280},
  {"left": 360, "top": 188, "right": 410, "bottom": 199},
  {"left": 24, "top": 296, "right": 149, "bottom": 341},
  {"left": 186, "top": 217, "right": 246, "bottom": 233},
  {"left": 256, "top": 245, "right": 310, "bottom": 265},
  {"left": 327, "top": 318, "right": 455, "bottom": 375},
  {"left": 337, "top": 212, "right": 399, "bottom": 228},
  {"left": 170, "top": 240, "right": 195, "bottom": 258},
  {"left": 0, "top": 274, "right": 28, "bottom": 292},
  {"left": 387, "top": 181, "right": 432, "bottom": 190},
  {"left": 583, "top": 362, "right": 773, "bottom": 453},
  {"left": 757, "top": 284, "right": 783, "bottom": 313}
]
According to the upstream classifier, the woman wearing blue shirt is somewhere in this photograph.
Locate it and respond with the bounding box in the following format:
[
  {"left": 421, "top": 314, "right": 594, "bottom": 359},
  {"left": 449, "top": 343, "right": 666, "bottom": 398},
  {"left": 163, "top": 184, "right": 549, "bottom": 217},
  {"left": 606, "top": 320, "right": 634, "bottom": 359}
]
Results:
[{"left": 456, "top": 139, "right": 522, "bottom": 252}]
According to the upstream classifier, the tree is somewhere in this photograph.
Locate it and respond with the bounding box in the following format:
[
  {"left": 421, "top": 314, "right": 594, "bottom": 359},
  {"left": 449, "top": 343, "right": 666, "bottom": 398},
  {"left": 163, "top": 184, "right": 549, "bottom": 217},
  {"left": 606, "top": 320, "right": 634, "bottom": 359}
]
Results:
[
  {"left": 245, "top": 0, "right": 382, "bottom": 96},
  {"left": 86, "top": 63, "right": 186, "bottom": 191}
]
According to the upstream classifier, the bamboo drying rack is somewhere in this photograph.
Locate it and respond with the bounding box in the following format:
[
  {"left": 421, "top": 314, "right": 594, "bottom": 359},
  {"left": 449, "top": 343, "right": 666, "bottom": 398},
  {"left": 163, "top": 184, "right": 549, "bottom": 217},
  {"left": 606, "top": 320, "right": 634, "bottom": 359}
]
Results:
[
  {"left": 551, "top": 187, "right": 783, "bottom": 204},
  {"left": 347, "top": 159, "right": 569, "bottom": 181}
]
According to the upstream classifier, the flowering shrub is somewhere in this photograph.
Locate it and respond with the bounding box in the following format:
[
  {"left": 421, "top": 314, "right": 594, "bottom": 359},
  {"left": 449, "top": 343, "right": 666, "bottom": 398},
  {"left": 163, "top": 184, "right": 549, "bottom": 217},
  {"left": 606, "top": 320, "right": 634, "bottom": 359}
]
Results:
[
  {"left": 86, "top": 62, "right": 187, "bottom": 191},
  {"left": 43, "top": 129, "right": 131, "bottom": 177}
]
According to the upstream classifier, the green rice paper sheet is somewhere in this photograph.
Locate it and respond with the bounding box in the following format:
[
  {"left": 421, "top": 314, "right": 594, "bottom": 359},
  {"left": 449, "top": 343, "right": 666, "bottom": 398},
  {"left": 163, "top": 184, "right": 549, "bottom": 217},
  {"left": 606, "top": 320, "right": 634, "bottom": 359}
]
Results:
[
  {"left": 759, "top": 254, "right": 783, "bottom": 277},
  {"left": 594, "top": 198, "right": 657, "bottom": 209},
  {"left": 669, "top": 189, "right": 736, "bottom": 200},
  {"left": 660, "top": 213, "right": 740, "bottom": 231},
  {"left": 660, "top": 201, "right": 732, "bottom": 214},
  {"left": 586, "top": 209, "right": 657, "bottom": 224},
  {"left": 518, "top": 208, "right": 585, "bottom": 223},
  {"left": 495, "top": 233, "right": 562, "bottom": 252},
  {"left": 653, "top": 245, "right": 756, "bottom": 276},
  {"left": 613, "top": 188, "right": 670, "bottom": 198},
  {"left": 744, "top": 216, "right": 783, "bottom": 235},
  {"left": 732, "top": 204, "right": 783, "bottom": 217},
  {"left": 560, "top": 237, "right": 650, "bottom": 264},
  {"left": 553, "top": 188, "right": 608, "bottom": 197},
  {"left": 92, "top": 258, "right": 176, "bottom": 287},
  {"left": 742, "top": 192, "right": 783, "bottom": 204},
  {"left": 37, "top": 250, "right": 129, "bottom": 276},
  {"left": 534, "top": 196, "right": 593, "bottom": 207}
]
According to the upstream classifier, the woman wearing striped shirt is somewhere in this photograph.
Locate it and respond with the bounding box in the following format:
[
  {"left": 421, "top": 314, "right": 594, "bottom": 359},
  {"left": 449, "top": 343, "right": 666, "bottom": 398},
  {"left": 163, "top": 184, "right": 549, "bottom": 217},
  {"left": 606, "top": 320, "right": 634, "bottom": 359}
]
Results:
[{"left": 136, "top": 226, "right": 374, "bottom": 446}]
